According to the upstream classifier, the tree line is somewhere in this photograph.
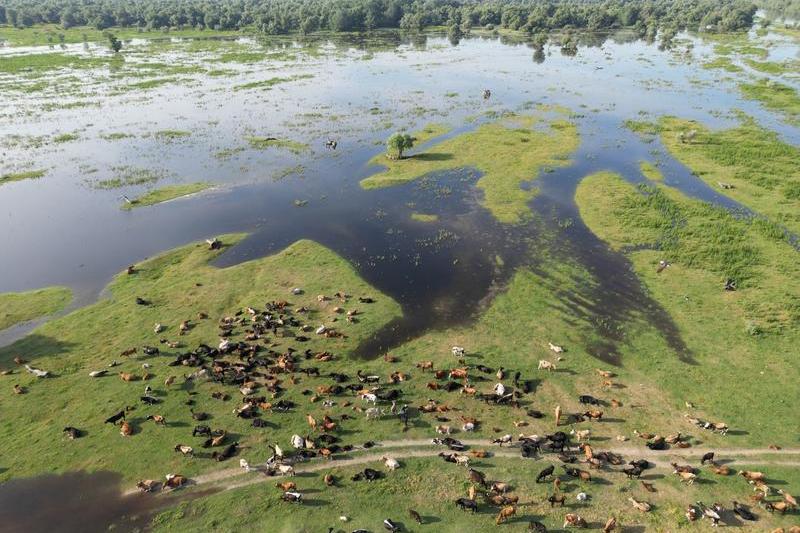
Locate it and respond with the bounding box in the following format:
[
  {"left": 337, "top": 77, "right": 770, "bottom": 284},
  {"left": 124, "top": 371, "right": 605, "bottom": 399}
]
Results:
[{"left": 0, "top": 0, "right": 758, "bottom": 36}]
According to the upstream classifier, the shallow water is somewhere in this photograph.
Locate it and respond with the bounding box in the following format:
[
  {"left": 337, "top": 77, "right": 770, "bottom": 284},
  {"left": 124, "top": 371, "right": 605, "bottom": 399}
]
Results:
[{"left": 0, "top": 29, "right": 798, "bottom": 359}]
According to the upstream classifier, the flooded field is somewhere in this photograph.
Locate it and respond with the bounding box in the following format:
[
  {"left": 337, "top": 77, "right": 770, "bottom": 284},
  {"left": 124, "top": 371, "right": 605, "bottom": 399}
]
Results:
[{"left": 1, "top": 21, "right": 799, "bottom": 533}]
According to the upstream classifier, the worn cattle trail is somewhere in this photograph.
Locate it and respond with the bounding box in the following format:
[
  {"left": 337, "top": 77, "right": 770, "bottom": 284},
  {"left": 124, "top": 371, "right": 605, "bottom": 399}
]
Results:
[{"left": 129, "top": 440, "right": 800, "bottom": 497}]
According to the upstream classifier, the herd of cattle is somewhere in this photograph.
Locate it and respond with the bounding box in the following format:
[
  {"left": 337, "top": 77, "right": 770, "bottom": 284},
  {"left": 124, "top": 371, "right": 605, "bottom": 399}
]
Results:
[{"left": 10, "top": 260, "right": 797, "bottom": 531}]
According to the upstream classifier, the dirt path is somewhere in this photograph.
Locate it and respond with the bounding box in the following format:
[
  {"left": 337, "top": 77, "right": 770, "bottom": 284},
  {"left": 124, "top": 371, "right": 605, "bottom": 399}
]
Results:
[{"left": 128, "top": 440, "right": 800, "bottom": 496}]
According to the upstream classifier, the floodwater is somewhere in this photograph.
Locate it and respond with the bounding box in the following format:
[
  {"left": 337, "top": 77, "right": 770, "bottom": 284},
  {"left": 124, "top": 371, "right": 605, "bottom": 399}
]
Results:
[
  {"left": 1, "top": 27, "right": 799, "bottom": 532},
  {"left": 1, "top": 29, "right": 798, "bottom": 358}
]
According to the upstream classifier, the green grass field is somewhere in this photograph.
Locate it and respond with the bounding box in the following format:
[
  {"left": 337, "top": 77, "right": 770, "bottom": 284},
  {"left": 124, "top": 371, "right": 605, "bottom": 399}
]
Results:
[
  {"left": 0, "top": 287, "right": 72, "bottom": 330},
  {"left": 361, "top": 113, "right": 579, "bottom": 224},
  {"left": 657, "top": 116, "right": 800, "bottom": 235}
]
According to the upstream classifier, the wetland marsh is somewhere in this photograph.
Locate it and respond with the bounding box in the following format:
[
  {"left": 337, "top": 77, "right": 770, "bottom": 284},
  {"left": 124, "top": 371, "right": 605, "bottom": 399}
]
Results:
[{"left": 1, "top": 6, "right": 799, "bottom": 532}]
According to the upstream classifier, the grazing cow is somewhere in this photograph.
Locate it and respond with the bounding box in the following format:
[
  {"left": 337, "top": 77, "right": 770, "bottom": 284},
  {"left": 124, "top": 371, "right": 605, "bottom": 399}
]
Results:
[
  {"left": 455, "top": 498, "right": 478, "bottom": 512},
  {"left": 282, "top": 491, "right": 302, "bottom": 504},
  {"left": 623, "top": 466, "right": 643, "bottom": 479},
  {"left": 548, "top": 342, "right": 564, "bottom": 354},
  {"left": 452, "top": 346, "right": 466, "bottom": 357},
  {"left": 583, "top": 410, "right": 603, "bottom": 421},
  {"left": 174, "top": 444, "right": 194, "bottom": 457},
  {"left": 495, "top": 505, "right": 516, "bottom": 525},
  {"left": 548, "top": 493, "right": 566, "bottom": 507},
  {"left": 732, "top": 501, "right": 756, "bottom": 521},
  {"left": 493, "top": 434, "right": 513, "bottom": 447},
  {"left": 277, "top": 465, "right": 296, "bottom": 477},
  {"left": 675, "top": 471, "right": 697, "bottom": 485},
  {"left": 563, "top": 513, "right": 587, "bottom": 528},
  {"left": 365, "top": 407, "right": 383, "bottom": 420},
  {"left": 63, "top": 427, "right": 82, "bottom": 439},
  {"left": 408, "top": 509, "right": 422, "bottom": 524},
  {"left": 739, "top": 470, "right": 766, "bottom": 482},
  {"left": 360, "top": 393, "right": 378, "bottom": 404},
  {"left": 765, "top": 501, "right": 795, "bottom": 514},
  {"left": 416, "top": 361, "right": 434, "bottom": 372},
  {"left": 571, "top": 429, "right": 591, "bottom": 442},
  {"left": 105, "top": 410, "right": 125, "bottom": 425},
  {"left": 382, "top": 456, "right": 401, "bottom": 471},
  {"left": 276, "top": 481, "right": 296, "bottom": 491},
  {"left": 119, "top": 421, "right": 133, "bottom": 437},
  {"left": 701, "top": 452, "right": 715, "bottom": 465},
  {"left": 164, "top": 474, "right": 187, "bottom": 489},
  {"left": 469, "top": 468, "right": 488, "bottom": 488},
  {"left": 119, "top": 372, "right": 138, "bottom": 382},
  {"left": 538, "top": 360, "right": 556, "bottom": 371},
  {"left": 291, "top": 434, "right": 305, "bottom": 449},
  {"left": 136, "top": 479, "right": 159, "bottom": 493},
  {"left": 89, "top": 370, "right": 107, "bottom": 378},
  {"left": 603, "top": 517, "right": 617, "bottom": 533},
  {"left": 536, "top": 465, "right": 555, "bottom": 483},
  {"left": 383, "top": 518, "right": 400, "bottom": 532},
  {"left": 146, "top": 415, "right": 166, "bottom": 426},
  {"left": 629, "top": 497, "right": 652, "bottom": 512}
]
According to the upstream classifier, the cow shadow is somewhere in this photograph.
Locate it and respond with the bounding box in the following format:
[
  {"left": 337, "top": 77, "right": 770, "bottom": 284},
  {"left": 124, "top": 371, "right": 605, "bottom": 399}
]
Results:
[{"left": 0, "top": 334, "right": 78, "bottom": 366}]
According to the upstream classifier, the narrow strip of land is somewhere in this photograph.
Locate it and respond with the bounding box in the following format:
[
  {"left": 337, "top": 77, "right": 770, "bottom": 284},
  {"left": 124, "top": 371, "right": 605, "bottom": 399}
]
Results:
[{"left": 126, "top": 439, "right": 800, "bottom": 497}]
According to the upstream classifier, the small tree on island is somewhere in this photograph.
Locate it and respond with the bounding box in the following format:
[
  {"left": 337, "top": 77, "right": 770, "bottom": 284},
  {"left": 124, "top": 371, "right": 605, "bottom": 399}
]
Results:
[
  {"left": 386, "top": 132, "right": 414, "bottom": 160},
  {"left": 105, "top": 32, "right": 123, "bottom": 53}
]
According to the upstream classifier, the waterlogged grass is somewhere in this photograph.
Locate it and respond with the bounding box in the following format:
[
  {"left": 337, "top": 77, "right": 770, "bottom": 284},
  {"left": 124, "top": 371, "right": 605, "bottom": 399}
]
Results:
[
  {"left": 92, "top": 167, "right": 166, "bottom": 189},
  {"left": 410, "top": 212, "right": 438, "bottom": 222},
  {"left": 576, "top": 171, "right": 800, "bottom": 438},
  {"left": 121, "top": 183, "right": 212, "bottom": 210},
  {"left": 640, "top": 160, "right": 664, "bottom": 182},
  {"left": 0, "top": 52, "right": 114, "bottom": 74},
  {"left": 701, "top": 55, "right": 743, "bottom": 73},
  {"left": 362, "top": 113, "right": 579, "bottom": 224},
  {"left": 658, "top": 116, "right": 800, "bottom": 234},
  {"left": 233, "top": 74, "right": 313, "bottom": 91},
  {"left": 743, "top": 58, "right": 798, "bottom": 75},
  {"left": 0, "top": 169, "right": 46, "bottom": 185},
  {"left": 739, "top": 78, "right": 800, "bottom": 124},
  {"left": 246, "top": 136, "right": 309, "bottom": 153},
  {"left": 124, "top": 78, "right": 179, "bottom": 91},
  {"left": 0, "top": 287, "right": 72, "bottom": 330},
  {"left": 53, "top": 133, "right": 79, "bottom": 143},
  {"left": 154, "top": 130, "right": 192, "bottom": 140},
  {"left": 0, "top": 237, "right": 401, "bottom": 482}
]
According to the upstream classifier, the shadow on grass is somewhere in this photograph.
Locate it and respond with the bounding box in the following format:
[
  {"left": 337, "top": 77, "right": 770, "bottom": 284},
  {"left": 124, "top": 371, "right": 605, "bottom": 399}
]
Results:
[
  {"left": 0, "top": 334, "right": 78, "bottom": 365},
  {"left": 408, "top": 153, "right": 454, "bottom": 162}
]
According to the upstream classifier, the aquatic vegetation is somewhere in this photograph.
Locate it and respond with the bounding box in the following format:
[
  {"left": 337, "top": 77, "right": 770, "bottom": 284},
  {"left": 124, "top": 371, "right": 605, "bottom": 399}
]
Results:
[
  {"left": 0, "top": 287, "right": 72, "bottom": 330},
  {"left": 658, "top": 116, "right": 800, "bottom": 233},
  {"left": 153, "top": 130, "right": 192, "bottom": 140},
  {"left": 91, "top": 166, "right": 166, "bottom": 189},
  {"left": 739, "top": 78, "right": 800, "bottom": 124},
  {"left": 362, "top": 113, "right": 579, "bottom": 224},
  {"left": 0, "top": 52, "right": 113, "bottom": 74},
  {"left": 245, "top": 136, "right": 309, "bottom": 153},
  {"left": 233, "top": 74, "right": 314, "bottom": 91},
  {"left": 702, "top": 55, "right": 743, "bottom": 72},
  {"left": 639, "top": 160, "right": 664, "bottom": 182},
  {"left": 52, "top": 132, "right": 79, "bottom": 143},
  {"left": 121, "top": 183, "right": 211, "bottom": 210},
  {"left": 743, "top": 58, "right": 798, "bottom": 75},
  {"left": 410, "top": 212, "right": 438, "bottom": 222},
  {"left": 0, "top": 169, "right": 46, "bottom": 185}
]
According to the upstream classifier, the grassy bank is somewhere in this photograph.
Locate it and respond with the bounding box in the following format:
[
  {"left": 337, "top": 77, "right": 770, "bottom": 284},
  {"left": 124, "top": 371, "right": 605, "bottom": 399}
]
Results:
[
  {"left": 657, "top": 116, "right": 800, "bottom": 235},
  {"left": 361, "top": 113, "right": 579, "bottom": 224},
  {"left": 121, "top": 183, "right": 212, "bottom": 210},
  {"left": 576, "top": 171, "right": 800, "bottom": 441},
  {"left": 0, "top": 287, "right": 72, "bottom": 330}
]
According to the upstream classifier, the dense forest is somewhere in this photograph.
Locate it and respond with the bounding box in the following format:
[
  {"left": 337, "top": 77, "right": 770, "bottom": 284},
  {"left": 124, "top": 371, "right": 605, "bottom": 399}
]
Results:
[
  {"left": 0, "top": 0, "right": 758, "bottom": 36},
  {"left": 757, "top": 0, "right": 800, "bottom": 20}
]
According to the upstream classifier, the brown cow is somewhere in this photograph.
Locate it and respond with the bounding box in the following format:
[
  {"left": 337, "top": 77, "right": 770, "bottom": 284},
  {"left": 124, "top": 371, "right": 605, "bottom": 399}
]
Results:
[{"left": 495, "top": 505, "right": 516, "bottom": 525}]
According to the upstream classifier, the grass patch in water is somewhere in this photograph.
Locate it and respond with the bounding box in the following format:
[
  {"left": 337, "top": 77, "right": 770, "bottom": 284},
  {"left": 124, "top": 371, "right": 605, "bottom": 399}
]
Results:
[
  {"left": 92, "top": 167, "right": 166, "bottom": 189},
  {"left": 410, "top": 212, "right": 438, "bottom": 222},
  {"left": 640, "top": 160, "right": 664, "bottom": 182},
  {"left": 743, "top": 58, "right": 797, "bottom": 75},
  {"left": 739, "top": 78, "right": 800, "bottom": 124},
  {"left": 658, "top": 115, "right": 800, "bottom": 234},
  {"left": 0, "top": 52, "right": 113, "bottom": 74},
  {"left": 0, "top": 287, "right": 72, "bottom": 330},
  {"left": 53, "top": 133, "right": 79, "bottom": 143},
  {"left": 121, "top": 183, "right": 212, "bottom": 210},
  {"left": 233, "top": 74, "right": 313, "bottom": 91},
  {"left": 0, "top": 169, "right": 46, "bottom": 185},
  {"left": 153, "top": 130, "right": 191, "bottom": 140},
  {"left": 361, "top": 114, "right": 578, "bottom": 224},
  {"left": 124, "top": 78, "right": 178, "bottom": 91},
  {"left": 701, "top": 56, "right": 743, "bottom": 73},
  {"left": 245, "top": 136, "right": 309, "bottom": 153}
]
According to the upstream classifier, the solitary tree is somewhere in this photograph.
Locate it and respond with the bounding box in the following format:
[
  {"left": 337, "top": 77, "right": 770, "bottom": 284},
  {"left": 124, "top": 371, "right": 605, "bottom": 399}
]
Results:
[
  {"left": 105, "top": 32, "right": 123, "bottom": 53},
  {"left": 386, "top": 133, "right": 414, "bottom": 160}
]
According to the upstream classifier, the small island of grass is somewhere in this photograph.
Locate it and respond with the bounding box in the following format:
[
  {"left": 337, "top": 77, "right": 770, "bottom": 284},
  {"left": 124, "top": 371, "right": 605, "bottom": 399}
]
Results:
[{"left": 122, "top": 182, "right": 212, "bottom": 209}]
